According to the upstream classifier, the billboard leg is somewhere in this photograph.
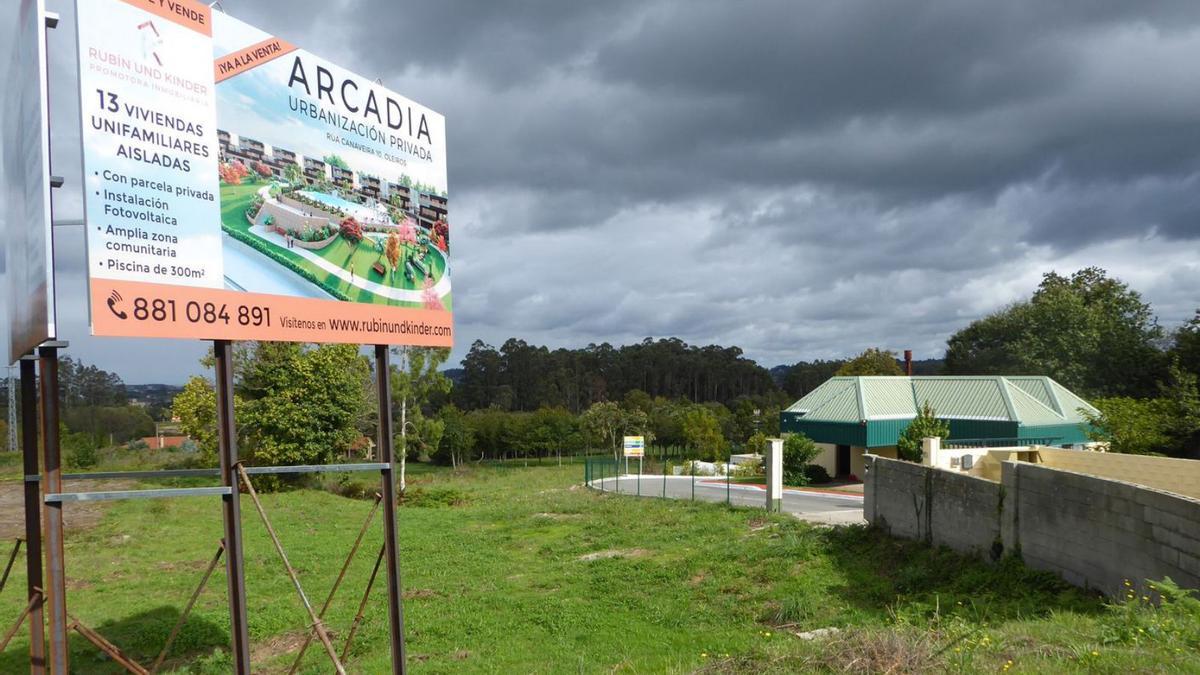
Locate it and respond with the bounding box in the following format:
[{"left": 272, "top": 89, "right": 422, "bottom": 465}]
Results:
[
  {"left": 37, "top": 346, "right": 67, "bottom": 674},
  {"left": 20, "top": 357, "right": 45, "bottom": 673},
  {"left": 214, "top": 340, "right": 251, "bottom": 673},
  {"left": 374, "top": 346, "right": 407, "bottom": 674}
]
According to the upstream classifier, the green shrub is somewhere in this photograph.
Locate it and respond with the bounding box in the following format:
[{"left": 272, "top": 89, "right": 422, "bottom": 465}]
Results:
[
  {"left": 1102, "top": 577, "right": 1200, "bottom": 650},
  {"left": 65, "top": 432, "right": 99, "bottom": 469},
  {"left": 400, "top": 486, "right": 468, "bottom": 507},
  {"left": 897, "top": 401, "right": 950, "bottom": 463},
  {"left": 126, "top": 439, "right": 149, "bottom": 451},
  {"left": 803, "top": 463, "right": 832, "bottom": 484},
  {"left": 783, "top": 433, "right": 819, "bottom": 485}
]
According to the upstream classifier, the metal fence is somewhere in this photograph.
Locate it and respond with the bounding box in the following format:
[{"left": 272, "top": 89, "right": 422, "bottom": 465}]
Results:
[{"left": 583, "top": 454, "right": 769, "bottom": 508}]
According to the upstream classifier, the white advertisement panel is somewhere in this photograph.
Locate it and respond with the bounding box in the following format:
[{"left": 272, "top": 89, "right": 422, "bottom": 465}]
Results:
[
  {"left": 74, "top": 0, "right": 452, "bottom": 347},
  {"left": 3, "top": 0, "right": 56, "bottom": 363}
]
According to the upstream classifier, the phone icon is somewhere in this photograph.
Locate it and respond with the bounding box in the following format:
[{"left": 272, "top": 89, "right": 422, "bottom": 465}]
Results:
[{"left": 107, "top": 291, "right": 128, "bottom": 320}]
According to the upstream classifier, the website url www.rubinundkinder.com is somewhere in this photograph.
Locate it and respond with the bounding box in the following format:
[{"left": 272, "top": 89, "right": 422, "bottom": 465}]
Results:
[{"left": 326, "top": 316, "right": 452, "bottom": 337}]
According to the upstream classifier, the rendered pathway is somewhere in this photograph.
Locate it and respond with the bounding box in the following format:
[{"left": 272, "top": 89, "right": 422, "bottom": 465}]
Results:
[
  {"left": 589, "top": 475, "right": 865, "bottom": 526},
  {"left": 250, "top": 186, "right": 453, "bottom": 303}
]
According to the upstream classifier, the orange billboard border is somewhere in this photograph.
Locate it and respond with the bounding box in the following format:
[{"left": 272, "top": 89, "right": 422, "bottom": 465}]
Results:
[
  {"left": 90, "top": 279, "right": 453, "bottom": 347},
  {"left": 214, "top": 35, "right": 297, "bottom": 83},
  {"left": 118, "top": 0, "right": 212, "bottom": 37}
]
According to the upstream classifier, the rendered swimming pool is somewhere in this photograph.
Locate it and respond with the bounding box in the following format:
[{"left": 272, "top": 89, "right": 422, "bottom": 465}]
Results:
[{"left": 298, "top": 190, "right": 389, "bottom": 224}]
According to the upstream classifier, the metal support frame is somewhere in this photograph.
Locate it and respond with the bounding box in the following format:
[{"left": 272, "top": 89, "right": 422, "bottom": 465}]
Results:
[
  {"left": 288, "top": 494, "right": 382, "bottom": 674},
  {"left": 237, "top": 465, "right": 346, "bottom": 674},
  {"left": 150, "top": 541, "right": 225, "bottom": 674},
  {"left": 38, "top": 345, "right": 68, "bottom": 674},
  {"left": 342, "top": 544, "right": 385, "bottom": 662},
  {"left": 1, "top": 591, "right": 43, "bottom": 653},
  {"left": 20, "top": 356, "right": 45, "bottom": 672},
  {"left": 68, "top": 613, "right": 147, "bottom": 674},
  {"left": 214, "top": 340, "right": 251, "bottom": 673},
  {"left": 0, "top": 539, "right": 24, "bottom": 595},
  {"left": 375, "top": 345, "right": 407, "bottom": 674}
]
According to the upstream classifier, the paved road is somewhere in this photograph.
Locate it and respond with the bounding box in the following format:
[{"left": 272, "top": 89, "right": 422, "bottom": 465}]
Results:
[{"left": 589, "top": 475, "right": 864, "bottom": 525}]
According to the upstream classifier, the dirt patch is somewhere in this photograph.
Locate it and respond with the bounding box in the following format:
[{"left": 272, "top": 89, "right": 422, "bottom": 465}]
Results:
[
  {"left": 453, "top": 649, "right": 470, "bottom": 660},
  {"left": 403, "top": 588, "right": 442, "bottom": 600},
  {"left": 249, "top": 629, "right": 311, "bottom": 671},
  {"left": 532, "top": 512, "right": 581, "bottom": 520},
  {"left": 577, "top": 548, "right": 649, "bottom": 562},
  {"left": 0, "top": 478, "right": 136, "bottom": 539},
  {"left": 688, "top": 572, "right": 708, "bottom": 587}
]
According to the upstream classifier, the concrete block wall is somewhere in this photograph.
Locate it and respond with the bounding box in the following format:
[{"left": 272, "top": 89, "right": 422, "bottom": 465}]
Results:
[
  {"left": 864, "top": 454, "right": 1200, "bottom": 595},
  {"left": 1005, "top": 461, "right": 1200, "bottom": 595},
  {"left": 864, "top": 455, "right": 1001, "bottom": 557},
  {"left": 1035, "top": 448, "right": 1200, "bottom": 501}
]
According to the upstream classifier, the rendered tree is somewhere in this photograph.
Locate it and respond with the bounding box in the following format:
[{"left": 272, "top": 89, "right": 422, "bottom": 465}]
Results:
[
  {"left": 385, "top": 232, "right": 401, "bottom": 277},
  {"left": 339, "top": 216, "right": 363, "bottom": 244}
]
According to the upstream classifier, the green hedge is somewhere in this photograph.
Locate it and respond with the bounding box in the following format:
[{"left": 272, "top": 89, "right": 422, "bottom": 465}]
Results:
[{"left": 223, "top": 225, "right": 351, "bottom": 301}]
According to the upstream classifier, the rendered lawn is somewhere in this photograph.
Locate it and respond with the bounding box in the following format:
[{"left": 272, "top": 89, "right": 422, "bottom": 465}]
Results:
[
  {"left": 0, "top": 462, "right": 1195, "bottom": 673},
  {"left": 218, "top": 179, "right": 453, "bottom": 309}
]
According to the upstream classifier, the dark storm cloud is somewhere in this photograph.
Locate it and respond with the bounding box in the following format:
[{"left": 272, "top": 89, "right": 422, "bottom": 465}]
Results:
[{"left": 3, "top": 0, "right": 1197, "bottom": 381}]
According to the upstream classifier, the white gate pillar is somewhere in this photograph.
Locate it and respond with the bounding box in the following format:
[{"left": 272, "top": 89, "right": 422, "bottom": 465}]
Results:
[{"left": 766, "top": 438, "right": 784, "bottom": 512}]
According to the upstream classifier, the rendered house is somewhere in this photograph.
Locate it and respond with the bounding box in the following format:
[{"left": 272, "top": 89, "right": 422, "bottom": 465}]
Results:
[
  {"left": 780, "top": 376, "right": 1100, "bottom": 479},
  {"left": 303, "top": 157, "right": 327, "bottom": 183}
]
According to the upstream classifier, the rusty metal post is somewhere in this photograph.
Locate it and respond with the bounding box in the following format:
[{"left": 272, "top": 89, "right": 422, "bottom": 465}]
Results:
[
  {"left": 20, "top": 355, "right": 45, "bottom": 673},
  {"left": 375, "top": 345, "right": 407, "bottom": 674},
  {"left": 214, "top": 340, "right": 251, "bottom": 673},
  {"left": 38, "top": 345, "right": 67, "bottom": 674}
]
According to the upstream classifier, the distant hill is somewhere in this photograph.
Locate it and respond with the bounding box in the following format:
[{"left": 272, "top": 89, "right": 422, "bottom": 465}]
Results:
[{"left": 442, "top": 368, "right": 465, "bottom": 385}]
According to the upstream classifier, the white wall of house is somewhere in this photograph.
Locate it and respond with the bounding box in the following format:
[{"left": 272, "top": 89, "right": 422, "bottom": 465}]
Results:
[{"left": 812, "top": 443, "right": 838, "bottom": 476}]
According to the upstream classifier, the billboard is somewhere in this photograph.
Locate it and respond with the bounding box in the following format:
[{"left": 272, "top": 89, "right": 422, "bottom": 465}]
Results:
[
  {"left": 623, "top": 436, "right": 645, "bottom": 458},
  {"left": 3, "top": 0, "right": 56, "bottom": 363},
  {"left": 75, "top": 0, "right": 452, "bottom": 347}
]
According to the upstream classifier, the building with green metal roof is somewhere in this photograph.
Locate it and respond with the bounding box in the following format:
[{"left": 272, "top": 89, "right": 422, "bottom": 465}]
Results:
[{"left": 780, "top": 376, "right": 1099, "bottom": 479}]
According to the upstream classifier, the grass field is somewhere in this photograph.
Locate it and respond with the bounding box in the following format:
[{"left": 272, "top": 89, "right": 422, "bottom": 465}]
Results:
[
  {"left": 218, "top": 179, "right": 452, "bottom": 309},
  {"left": 0, "top": 459, "right": 1195, "bottom": 673}
]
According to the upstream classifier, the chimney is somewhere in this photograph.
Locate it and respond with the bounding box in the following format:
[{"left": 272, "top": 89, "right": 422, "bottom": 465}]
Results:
[{"left": 904, "top": 350, "right": 913, "bottom": 376}]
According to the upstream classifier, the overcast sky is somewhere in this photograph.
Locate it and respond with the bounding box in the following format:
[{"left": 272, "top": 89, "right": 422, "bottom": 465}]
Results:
[{"left": 3, "top": 0, "right": 1199, "bottom": 383}]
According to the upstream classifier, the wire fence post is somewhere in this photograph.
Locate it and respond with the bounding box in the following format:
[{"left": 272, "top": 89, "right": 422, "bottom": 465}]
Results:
[
  {"left": 691, "top": 461, "right": 695, "bottom": 502},
  {"left": 662, "top": 463, "right": 667, "bottom": 499},
  {"left": 726, "top": 454, "right": 731, "bottom": 506},
  {"left": 636, "top": 459, "right": 641, "bottom": 497}
]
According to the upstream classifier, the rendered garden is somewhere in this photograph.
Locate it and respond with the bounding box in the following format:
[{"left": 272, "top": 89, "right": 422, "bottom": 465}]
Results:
[{"left": 218, "top": 162, "right": 452, "bottom": 310}]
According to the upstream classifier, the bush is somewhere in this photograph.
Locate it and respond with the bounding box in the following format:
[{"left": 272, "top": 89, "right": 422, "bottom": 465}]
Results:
[
  {"left": 400, "top": 486, "right": 468, "bottom": 507},
  {"left": 730, "top": 457, "right": 763, "bottom": 478},
  {"left": 126, "top": 439, "right": 149, "bottom": 451},
  {"left": 65, "top": 432, "right": 99, "bottom": 469},
  {"left": 803, "top": 463, "right": 832, "bottom": 484},
  {"left": 783, "top": 433, "right": 819, "bottom": 485}
]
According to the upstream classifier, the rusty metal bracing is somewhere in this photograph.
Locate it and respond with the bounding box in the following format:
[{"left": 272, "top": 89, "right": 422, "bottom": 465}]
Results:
[{"left": 237, "top": 464, "right": 347, "bottom": 675}]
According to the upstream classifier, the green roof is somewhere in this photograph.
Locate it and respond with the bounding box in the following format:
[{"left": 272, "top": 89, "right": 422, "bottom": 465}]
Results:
[{"left": 785, "top": 376, "right": 1098, "bottom": 427}]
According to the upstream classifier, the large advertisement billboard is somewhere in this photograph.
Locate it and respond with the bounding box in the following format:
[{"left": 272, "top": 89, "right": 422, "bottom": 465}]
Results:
[
  {"left": 75, "top": 0, "right": 452, "bottom": 347},
  {"left": 3, "top": 0, "right": 56, "bottom": 363}
]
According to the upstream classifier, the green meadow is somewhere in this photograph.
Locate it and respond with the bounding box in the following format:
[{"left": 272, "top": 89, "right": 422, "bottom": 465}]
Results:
[{"left": 0, "top": 458, "right": 1195, "bottom": 673}]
